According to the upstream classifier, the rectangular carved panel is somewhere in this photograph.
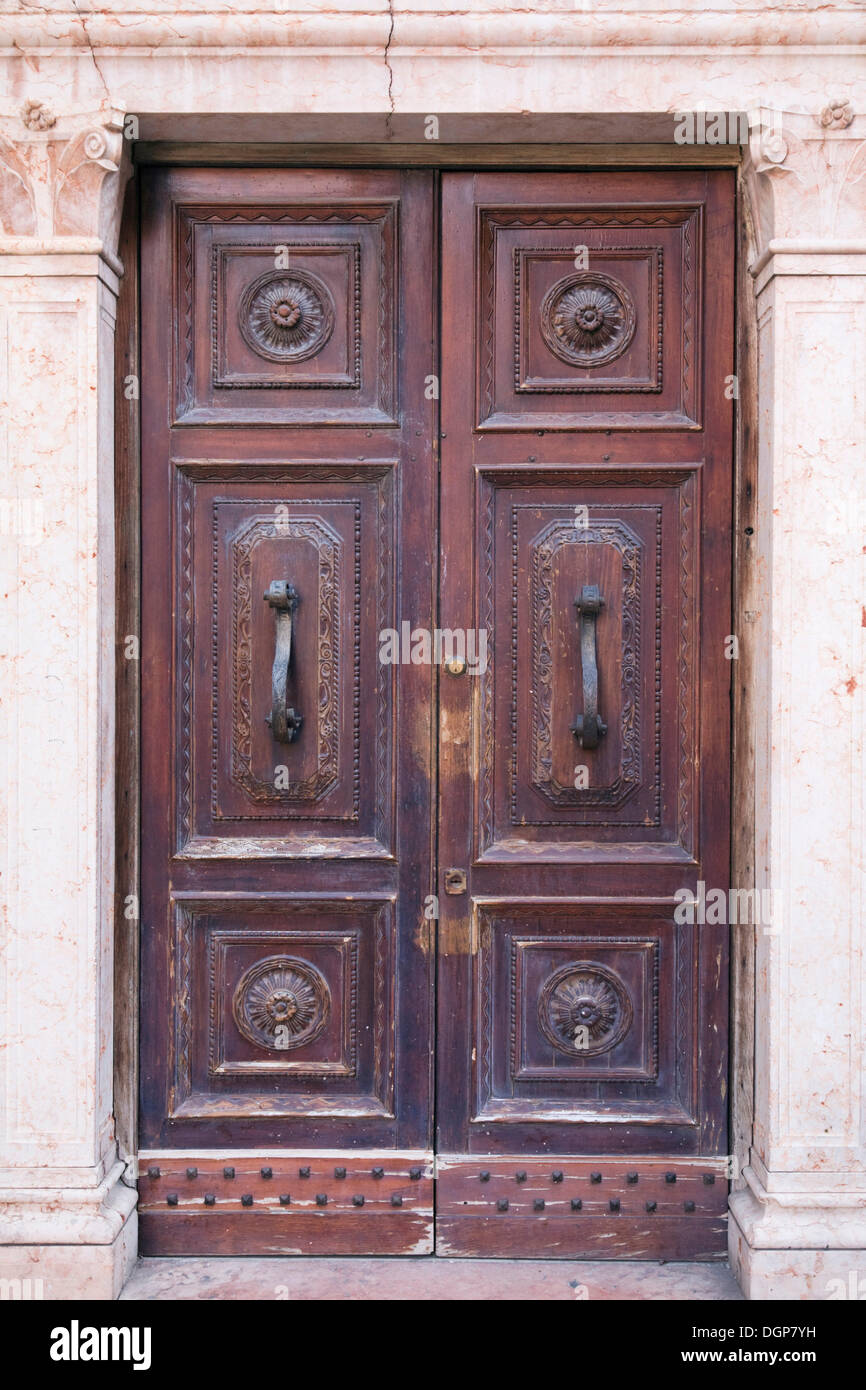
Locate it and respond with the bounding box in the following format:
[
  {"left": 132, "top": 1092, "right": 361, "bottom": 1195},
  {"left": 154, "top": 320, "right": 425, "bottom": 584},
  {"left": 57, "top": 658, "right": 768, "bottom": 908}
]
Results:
[
  {"left": 212, "top": 241, "right": 361, "bottom": 392},
  {"left": 176, "top": 464, "right": 395, "bottom": 858},
  {"left": 169, "top": 895, "right": 395, "bottom": 1123},
  {"left": 476, "top": 468, "right": 699, "bottom": 862},
  {"left": 511, "top": 935, "right": 659, "bottom": 1084}
]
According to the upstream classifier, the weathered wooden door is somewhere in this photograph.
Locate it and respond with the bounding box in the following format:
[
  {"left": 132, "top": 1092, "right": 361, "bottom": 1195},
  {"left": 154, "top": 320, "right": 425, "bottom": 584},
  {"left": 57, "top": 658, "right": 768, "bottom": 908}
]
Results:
[
  {"left": 138, "top": 168, "right": 438, "bottom": 1254},
  {"left": 435, "top": 171, "right": 734, "bottom": 1258},
  {"left": 138, "top": 166, "right": 734, "bottom": 1259}
]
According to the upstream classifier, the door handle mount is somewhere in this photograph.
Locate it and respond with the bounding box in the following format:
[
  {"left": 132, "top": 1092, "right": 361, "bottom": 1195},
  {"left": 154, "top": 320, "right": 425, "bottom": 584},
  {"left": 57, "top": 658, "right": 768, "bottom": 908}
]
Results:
[
  {"left": 571, "top": 583, "right": 607, "bottom": 750},
  {"left": 263, "top": 580, "right": 303, "bottom": 744}
]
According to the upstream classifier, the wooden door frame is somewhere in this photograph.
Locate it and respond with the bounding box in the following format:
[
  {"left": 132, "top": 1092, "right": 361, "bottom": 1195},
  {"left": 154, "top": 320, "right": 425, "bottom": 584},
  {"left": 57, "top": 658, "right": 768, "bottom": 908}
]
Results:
[{"left": 113, "top": 134, "right": 755, "bottom": 1245}]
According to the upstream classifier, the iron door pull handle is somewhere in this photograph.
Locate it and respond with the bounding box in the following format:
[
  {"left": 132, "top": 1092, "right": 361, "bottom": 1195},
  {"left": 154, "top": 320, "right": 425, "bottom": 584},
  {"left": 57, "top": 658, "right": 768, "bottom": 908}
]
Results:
[
  {"left": 571, "top": 584, "right": 607, "bottom": 750},
  {"left": 263, "top": 580, "right": 303, "bottom": 743}
]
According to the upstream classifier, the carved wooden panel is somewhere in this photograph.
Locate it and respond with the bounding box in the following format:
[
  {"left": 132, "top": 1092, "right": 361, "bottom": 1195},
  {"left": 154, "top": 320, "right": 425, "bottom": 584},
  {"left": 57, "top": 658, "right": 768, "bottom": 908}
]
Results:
[
  {"left": 476, "top": 469, "right": 699, "bottom": 862},
  {"left": 478, "top": 205, "right": 701, "bottom": 429},
  {"left": 516, "top": 246, "right": 662, "bottom": 393},
  {"left": 471, "top": 901, "right": 696, "bottom": 1133},
  {"left": 169, "top": 895, "right": 395, "bottom": 1122},
  {"left": 175, "top": 203, "right": 396, "bottom": 425},
  {"left": 176, "top": 464, "right": 395, "bottom": 858}
]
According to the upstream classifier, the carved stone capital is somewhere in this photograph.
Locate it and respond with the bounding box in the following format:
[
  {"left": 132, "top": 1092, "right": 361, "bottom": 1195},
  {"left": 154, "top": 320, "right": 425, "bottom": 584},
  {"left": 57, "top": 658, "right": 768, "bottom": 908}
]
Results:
[
  {"left": 0, "top": 105, "right": 130, "bottom": 270},
  {"left": 743, "top": 104, "right": 866, "bottom": 270}
]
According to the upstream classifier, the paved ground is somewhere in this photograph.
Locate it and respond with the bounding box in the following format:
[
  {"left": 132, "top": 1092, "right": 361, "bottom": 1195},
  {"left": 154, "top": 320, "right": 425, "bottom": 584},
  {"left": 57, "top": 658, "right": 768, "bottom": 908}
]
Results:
[{"left": 121, "top": 1256, "right": 743, "bottom": 1300}]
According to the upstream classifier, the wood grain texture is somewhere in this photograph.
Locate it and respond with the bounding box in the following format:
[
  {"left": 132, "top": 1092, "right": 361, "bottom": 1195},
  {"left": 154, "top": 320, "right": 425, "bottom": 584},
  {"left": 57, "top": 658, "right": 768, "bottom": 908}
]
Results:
[
  {"left": 138, "top": 1154, "right": 433, "bottom": 1255},
  {"left": 436, "top": 1156, "right": 727, "bottom": 1259}
]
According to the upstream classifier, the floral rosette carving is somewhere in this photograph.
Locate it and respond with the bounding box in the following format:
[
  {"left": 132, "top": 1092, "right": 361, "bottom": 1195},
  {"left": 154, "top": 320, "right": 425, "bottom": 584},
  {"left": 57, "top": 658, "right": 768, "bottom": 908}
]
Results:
[
  {"left": 232, "top": 955, "right": 330, "bottom": 1050},
  {"left": 538, "top": 961, "right": 633, "bottom": 1056},
  {"left": 239, "top": 267, "right": 335, "bottom": 363},
  {"left": 540, "top": 271, "right": 636, "bottom": 368}
]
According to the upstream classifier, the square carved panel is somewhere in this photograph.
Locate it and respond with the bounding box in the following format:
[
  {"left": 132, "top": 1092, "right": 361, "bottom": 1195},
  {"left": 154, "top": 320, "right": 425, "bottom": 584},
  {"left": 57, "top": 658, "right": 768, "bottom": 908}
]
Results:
[
  {"left": 170, "top": 896, "right": 395, "bottom": 1119},
  {"left": 175, "top": 464, "right": 395, "bottom": 859},
  {"left": 471, "top": 900, "right": 695, "bottom": 1126},
  {"left": 211, "top": 242, "right": 361, "bottom": 391},
  {"left": 511, "top": 935, "right": 658, "bottom": 1082},
  {"left": 514, "top": 246, "right": 662, "bottom": 394},
  {"left": 175, "top": 202, "right": 397, "bottom": 425},
  {"left": 210, "top": 928, "right": 358, "bottom": 1079},
  {"left": 477, "top": 205, "right": 702, "bottom": 429}
]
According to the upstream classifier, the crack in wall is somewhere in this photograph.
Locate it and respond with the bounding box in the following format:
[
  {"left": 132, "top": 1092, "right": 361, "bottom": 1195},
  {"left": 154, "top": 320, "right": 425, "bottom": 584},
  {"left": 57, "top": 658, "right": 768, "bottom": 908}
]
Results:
[
  {"left": 68, "top": 0, "right": 113, "bottom": 109},
  {"left": 384, "top": 0, "right": 395, "bottom": 137}
]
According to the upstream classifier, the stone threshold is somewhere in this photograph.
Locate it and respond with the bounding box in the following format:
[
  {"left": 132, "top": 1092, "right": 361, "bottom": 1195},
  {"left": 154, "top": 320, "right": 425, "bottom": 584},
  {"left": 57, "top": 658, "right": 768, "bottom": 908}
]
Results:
[{"left": 120, "top": 1255, "right": 743, "bottom": 1301}]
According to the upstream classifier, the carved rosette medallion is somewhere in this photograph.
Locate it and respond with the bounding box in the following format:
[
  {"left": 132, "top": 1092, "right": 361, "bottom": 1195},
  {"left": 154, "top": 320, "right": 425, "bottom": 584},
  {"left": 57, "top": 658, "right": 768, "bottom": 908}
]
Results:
[
  {"left": 239, "top": 268, "right": 335, "bottom": 363},
  {"left": 540, "top": 271, "right": 636, "bottom": 368},
  {"left": 538, "top": 961, "right": 633, "bottom": 1056},
  {"left": 232, "top": 955, "right": 330, "bottom": 1050}
]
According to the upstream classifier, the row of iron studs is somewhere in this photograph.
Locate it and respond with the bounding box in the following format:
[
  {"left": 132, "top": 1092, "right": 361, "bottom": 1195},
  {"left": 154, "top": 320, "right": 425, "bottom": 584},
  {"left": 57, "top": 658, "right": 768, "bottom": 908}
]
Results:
[
  {"left": 146, "top": 1162, "right": 425, "bottom": 1208},
  {"left": 473, "top": 1168, "right": 716, "bottom": 1213}
]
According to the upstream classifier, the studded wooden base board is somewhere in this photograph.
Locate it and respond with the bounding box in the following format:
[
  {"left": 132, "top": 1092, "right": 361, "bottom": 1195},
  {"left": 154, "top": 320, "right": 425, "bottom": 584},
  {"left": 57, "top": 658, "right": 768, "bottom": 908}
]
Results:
[
  {"left": 139, "top": 1153, "right": 727, "bottom": 1258},
  {"left": 138, "top": 1154, "right": 435, "bottom": 1256},
  {"left": 434, "top": 1157, "right": 729, "bottom": 1260}
]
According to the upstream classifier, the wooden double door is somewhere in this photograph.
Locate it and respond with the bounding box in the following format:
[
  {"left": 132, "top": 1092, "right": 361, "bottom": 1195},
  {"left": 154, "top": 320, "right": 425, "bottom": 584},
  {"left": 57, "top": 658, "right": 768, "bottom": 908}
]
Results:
[{"left": 138, "top": 166, "right": 734, "bottom": 1258}]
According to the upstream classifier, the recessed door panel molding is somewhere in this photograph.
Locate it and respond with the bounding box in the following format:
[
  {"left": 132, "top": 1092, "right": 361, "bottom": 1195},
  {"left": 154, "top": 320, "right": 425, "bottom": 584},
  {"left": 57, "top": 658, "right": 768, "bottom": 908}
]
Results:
[
  {"left": 174, "top": 195, "right": 398, "bottom": 425},
  {"left": 474, "top": 467, "right": 701, "bottom": 863},
  {"left": 174, "top": 463, "right": 397, "bottom": 859},
  {"left": 476, "top": 195, "right": 703, "bottom": 430},
  {"left": 439, "top": 169, "right": 733, "bottom": 1258},
  {"left": 167, "top": 894, "right": 396, "bottom": 1128}
]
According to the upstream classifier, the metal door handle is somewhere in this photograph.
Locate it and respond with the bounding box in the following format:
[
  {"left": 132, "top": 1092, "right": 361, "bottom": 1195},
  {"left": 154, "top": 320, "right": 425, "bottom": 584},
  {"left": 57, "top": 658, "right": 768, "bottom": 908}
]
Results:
[
  {"left": 571, "top": 584, "right": 607, "bottom": 749},
  {"left": 263, "top": 580, "right": 303, "bottom": 743}
]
